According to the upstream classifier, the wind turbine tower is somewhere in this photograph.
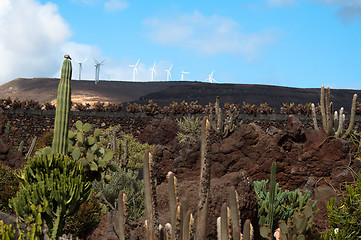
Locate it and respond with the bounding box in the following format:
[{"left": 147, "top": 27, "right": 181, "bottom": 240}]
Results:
[
  {"left": 165, "top": 64, "right": 173, "bottom": 81},
  {"left": 181, "top": 69, "right": 190, "bottom": 81},
  {"left": 94, "top": 59, "right": 105, "bottom": 84},
  {"left": 149, "top": 61, "right": 157, "bottom": 81},
  {"left": 207, "top": 71, "right": 216, "bottom": 83},
  {"left": 75, "top": 58, "right": 87, "bottom": 80},
  {"left": 129, "top": 59, "right": 140, "bottom": 82}
]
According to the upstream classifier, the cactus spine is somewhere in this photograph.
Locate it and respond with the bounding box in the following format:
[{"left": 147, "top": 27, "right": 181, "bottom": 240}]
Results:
[
  {"left": 52, "top": 56, "right": 72, "bottom": 154},
  {"left": 195, "top": 116, "right": 211, "bottom": 240}
]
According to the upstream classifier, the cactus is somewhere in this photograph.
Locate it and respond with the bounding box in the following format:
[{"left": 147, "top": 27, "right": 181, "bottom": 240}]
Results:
[
  {"left": 182, "top": 209, "right": 194, "bottom": 240},
  {"left": 143, "top": 150, "right": 159, "bottom": 240},
  {"left": 242, "top": 219, "right": 253, "bottom": 240},
  {"left": 268, "top": 162, "right": 277, "bottom": 233},
  {"left": 279, "top": 202, "right": 319, "bottom": 240},
  {"left": 228, "top": 186, "right": 240, "bottom": 240},
  {"left": 220, "top": 203, "right": 231, "bottom": 240},
  {"left": 312, "top": 85, "right": 357, "bottom": 138},
  {"left": 5, "top": 120, "right": 10, "bottom": 134},
  {"left": 11, "top": 154, "right": 92, "bottom": 239},
  {"left": 195, "top": 116, "right": 211, "bottom": 240},
  {"left": 209, "top": 96, "right": 238, "bottom": 138},
  {"left": 115, "top": 190, "right": 129, "bottom": 240},
  {"left": 254, "top": 162, "right": 314, "bottom": 239},
  {"left": 18, "top": 140, "right": 24, "bottom": 152},
  {"left": 52, "top": 56, "right": 72, "bottom": 154},
  {"left": 167, "top": 171, "right": 179, "bottom": 239},
  {"left": 68, "top": 120, "right": 115, "bottom": 182},
  {"left": 25, "top": 136, "right": 37, "bottom": 160}
]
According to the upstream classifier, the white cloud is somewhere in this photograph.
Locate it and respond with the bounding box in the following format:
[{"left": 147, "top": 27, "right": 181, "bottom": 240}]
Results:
[
  {"left": 0, "top": 0, "right": 72, "bottom": 84},
  {"left": 313, "top": 0, "right": 361, "bottom": 22},
  {"left": 143, "top": 11, "right": 279, "bottom": 62},
  {"left": 267, "top": 0, "right": 297, "bottom": 7},
  {"left": 0, "top": 0, "right": 134, "bottom": 85},
  {"left": 104, "top": 0, "right": 129, "bottom": 12}
]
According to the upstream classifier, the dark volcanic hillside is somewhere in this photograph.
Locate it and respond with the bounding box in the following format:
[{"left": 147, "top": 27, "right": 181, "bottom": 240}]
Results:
[{"left": 1, "top": 78, "right": 360, "bottom": 111}]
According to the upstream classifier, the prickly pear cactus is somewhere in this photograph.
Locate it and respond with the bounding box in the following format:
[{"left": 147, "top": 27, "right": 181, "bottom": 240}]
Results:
[
  {"left": 67, "top": 120, "right": 116, "bottom": 182},
  {"left": 254, "top": 162, "right": 313, "bottom": 239},
  {"left": 279, "top": 202, "right": 319, "bottom": 240}
]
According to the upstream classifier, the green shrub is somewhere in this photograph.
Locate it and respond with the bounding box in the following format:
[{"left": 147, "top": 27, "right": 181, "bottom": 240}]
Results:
[
  {"left": 11, "top": 154, "right": 92, "bottom": 239},
  {"left": 99, "top": 126, "right": 155, "bottom": 169},
  {"left": 176, "top": 116, "right": 202, "bottom": 147},
  {"left": 325, "top": 173, "right": 361, "bottom": 239},
  {"left": 65, "top": 192, "right": 105, "bottom": 238},
  {"left": 93, "top": 166, "right": 145, "bottom": 221},
  {"left": 0, "top": 165, "right": 20, "bottom": 214}
]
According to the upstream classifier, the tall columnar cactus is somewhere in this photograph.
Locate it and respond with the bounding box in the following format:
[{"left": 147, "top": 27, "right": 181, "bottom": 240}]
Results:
[
  {"left": 116, "top": 190, "right": 129, "bottom": 240},
  {"left": 242, "top": 219, "right": 254, "bottom": 240},
  {"left": 52, "top": 55, "right": 72, "bottom": 154},
  {"left": 228, "top": 186, "right": 240, "bottom": 240},
  {"left": 167, "top": 171, "right": 179, "bottom": 239},
  {"left": 220, "top": 203, "right": 231, "bottom": 240},
  {"left": 143, "top": 150, "right": 159, "bottom": 240},
  {"left": 195, "top": 116, "right": 211, "bottom": 240},
  {"left": 268, "top": 162, "right": 277, "bottom": 233},
  {"left": 312, "top": 85, "right": 357, "bottom": 138}
]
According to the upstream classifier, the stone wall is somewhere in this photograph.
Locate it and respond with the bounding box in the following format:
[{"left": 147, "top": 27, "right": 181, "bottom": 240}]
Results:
[{"left": 3, "top": 109, "right": 361, "bottom": 152}]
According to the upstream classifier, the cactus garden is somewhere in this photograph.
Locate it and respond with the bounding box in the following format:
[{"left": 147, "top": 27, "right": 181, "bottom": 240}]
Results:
[{"left": 1, "top": 57, "right": 361, "bottom": 239}]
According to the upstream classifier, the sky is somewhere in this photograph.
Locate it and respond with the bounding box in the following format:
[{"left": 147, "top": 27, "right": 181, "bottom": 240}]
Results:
[{"left": 0, "top": 0, "right": 360, "bottom": 89}]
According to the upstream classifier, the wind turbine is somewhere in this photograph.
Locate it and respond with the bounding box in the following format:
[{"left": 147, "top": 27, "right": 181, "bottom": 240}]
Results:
[
  {"left": 94, "top": 59, "right": 105, "bottom": 84},
  {"left": 165, "top": 64, "right": 173, "bottom": 81},
  {"left": 207, "top": 71, "right": 216, "bottom": 83},
  {"left": 149, "top": 61, "right": 157, "bottom": 81},
  {"left": 75, "top": 58, "right": 87, "bottom": 80},
  {"left": 129, "top": 59, "right": 140, "bottom": 82},
  {"left": 181, "top": 69, "right": 190, "bottom": 81}
]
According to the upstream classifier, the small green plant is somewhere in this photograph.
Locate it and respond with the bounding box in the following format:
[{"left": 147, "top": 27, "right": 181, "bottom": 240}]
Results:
[
  {"left": 254, "top": 162, "right": 314, "bottom": 238},
  {"left": 0, "top": 204, "right": 48, "bottom": 240},
  {"left": 325, "top": 173, "right": 361, "bottom": 239},
  {"left": 93, "top": 166, "right": 145, "bottom": 221},
  {"left": 176, "top": 115, "right": 202, "bottom": 147},
  {"left": 68, "top": 120, "right": 115, "bottom": 182},
  {"left": 99, "top": 125, "right": 155, "bottom": 169}
]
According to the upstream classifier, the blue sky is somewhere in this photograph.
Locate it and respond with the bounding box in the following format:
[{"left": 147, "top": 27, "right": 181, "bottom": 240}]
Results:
[{"left": 0, "top": 0, "right": 360, "bottom": 89}]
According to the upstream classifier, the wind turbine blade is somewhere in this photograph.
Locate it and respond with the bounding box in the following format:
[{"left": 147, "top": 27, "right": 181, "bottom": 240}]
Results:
[
  {"left": 83, "top": 58, "right": 88, "bottom": 63},
  {"left": 94, "top": 59, "right": 99, "bottom": 64},
  {"left": 169, "top": 64, "right": 173, "bottom": 71},
  {"left": 136, "top": 58, "right": 140, "bottom": 66}
]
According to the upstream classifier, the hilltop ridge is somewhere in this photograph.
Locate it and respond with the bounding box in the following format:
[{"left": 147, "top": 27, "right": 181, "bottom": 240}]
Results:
[{"left": 1, "top": 78, "right": 360, "bottom": 111}]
